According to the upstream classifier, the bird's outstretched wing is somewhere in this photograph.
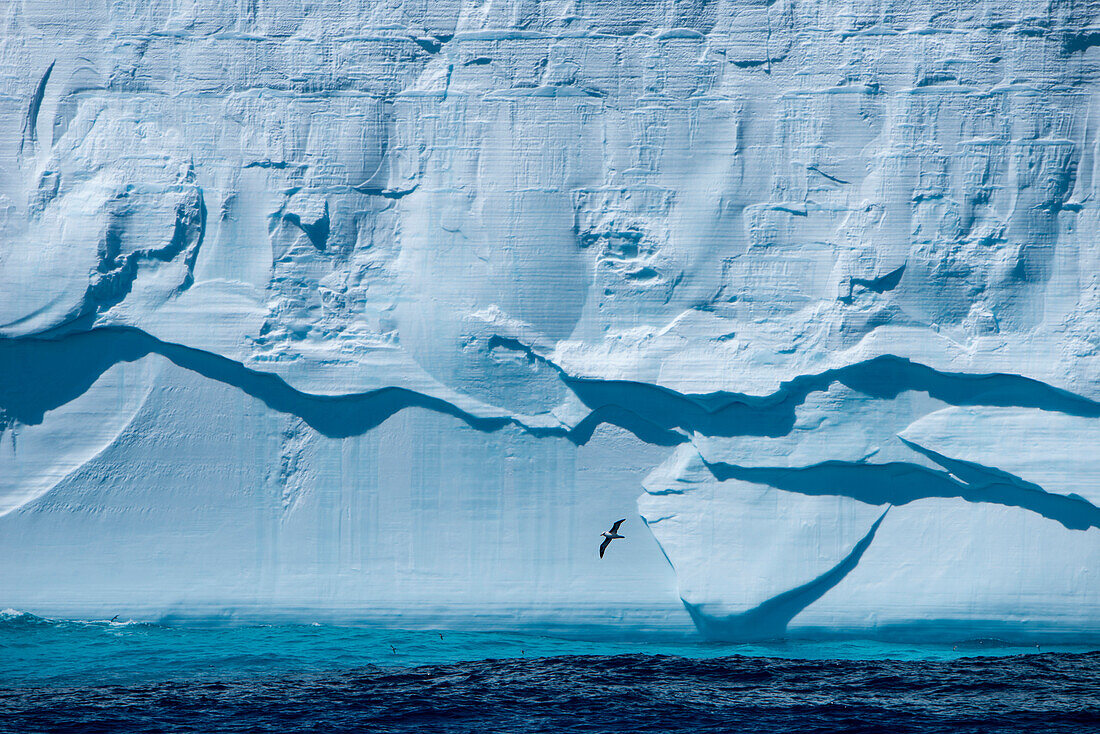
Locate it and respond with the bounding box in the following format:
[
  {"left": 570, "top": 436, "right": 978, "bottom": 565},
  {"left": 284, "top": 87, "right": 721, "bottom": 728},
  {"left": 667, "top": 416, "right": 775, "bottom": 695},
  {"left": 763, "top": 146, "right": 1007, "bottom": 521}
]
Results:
[
  {"left": 610, "top": 518, "right": 626, "bottom": 534},
  {"left": 599, "top": 536, "right": 612, "bottom": 558}
]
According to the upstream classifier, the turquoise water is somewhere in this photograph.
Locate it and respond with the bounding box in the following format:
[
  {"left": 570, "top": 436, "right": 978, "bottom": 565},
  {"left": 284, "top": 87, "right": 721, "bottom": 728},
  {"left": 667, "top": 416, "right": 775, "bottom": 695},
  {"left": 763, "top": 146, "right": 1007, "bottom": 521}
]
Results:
[{"left": 4, "top": 609, "right": 1097, "bottom": 688}]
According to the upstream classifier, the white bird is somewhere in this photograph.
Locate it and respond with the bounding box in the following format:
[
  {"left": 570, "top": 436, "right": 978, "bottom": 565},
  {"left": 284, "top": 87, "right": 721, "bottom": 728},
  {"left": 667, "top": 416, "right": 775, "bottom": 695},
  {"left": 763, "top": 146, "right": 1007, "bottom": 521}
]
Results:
[{"left": 599, "top": 519, "right": 626, "bottom": 558}]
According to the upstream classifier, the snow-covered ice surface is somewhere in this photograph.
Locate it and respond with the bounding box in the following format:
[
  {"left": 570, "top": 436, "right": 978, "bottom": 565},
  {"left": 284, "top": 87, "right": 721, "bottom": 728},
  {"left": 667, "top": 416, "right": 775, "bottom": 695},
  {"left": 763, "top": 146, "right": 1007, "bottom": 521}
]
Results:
[{"left": 3, "top": 0, "right": 1100, "bottom": 641}]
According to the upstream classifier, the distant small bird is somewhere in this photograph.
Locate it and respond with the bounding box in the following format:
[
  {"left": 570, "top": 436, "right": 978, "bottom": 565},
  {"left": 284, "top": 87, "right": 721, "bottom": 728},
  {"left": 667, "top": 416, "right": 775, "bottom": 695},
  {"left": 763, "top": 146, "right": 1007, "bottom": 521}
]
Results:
[
  {"left": 439, "top": 633, "right": 444, "bottom": 641},
  {"left": 390, "top": 645, "right": 397, "bottom": 655},
  {"left": 110, "top": 615, "right": 119, "bottom": 623},
  {"left": 599, "top": 519, "right": 626, "bottom": 558}
]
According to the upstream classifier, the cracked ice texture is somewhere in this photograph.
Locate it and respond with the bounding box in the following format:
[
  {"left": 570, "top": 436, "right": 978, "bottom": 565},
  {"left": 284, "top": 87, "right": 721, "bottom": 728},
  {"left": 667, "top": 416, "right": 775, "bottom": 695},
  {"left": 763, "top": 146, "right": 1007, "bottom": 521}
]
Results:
[{"left": 2, "top": 0, "right": 1100, "bottom": 639}]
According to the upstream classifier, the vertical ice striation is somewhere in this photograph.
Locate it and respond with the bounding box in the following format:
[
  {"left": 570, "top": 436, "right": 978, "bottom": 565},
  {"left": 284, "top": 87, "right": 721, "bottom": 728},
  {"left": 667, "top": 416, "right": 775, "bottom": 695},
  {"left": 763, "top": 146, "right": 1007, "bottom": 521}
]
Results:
[{"left": 2, "top": 0, "right": 1100, "bottom": 639}]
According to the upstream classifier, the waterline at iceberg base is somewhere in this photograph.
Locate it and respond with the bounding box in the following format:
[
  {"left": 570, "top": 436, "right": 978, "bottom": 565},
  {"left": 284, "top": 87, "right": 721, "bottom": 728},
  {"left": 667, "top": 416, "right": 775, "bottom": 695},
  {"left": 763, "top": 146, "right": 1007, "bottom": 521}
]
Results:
[{"left": 3, "top": 0, "right": 1100, "bottom": 643}]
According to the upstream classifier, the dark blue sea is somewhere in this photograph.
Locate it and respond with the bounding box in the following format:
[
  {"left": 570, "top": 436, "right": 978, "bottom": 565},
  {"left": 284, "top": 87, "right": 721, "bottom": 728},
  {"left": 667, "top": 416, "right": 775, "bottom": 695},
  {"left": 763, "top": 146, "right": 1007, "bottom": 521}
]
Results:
[{"left": 3, "top": 611, "right": 1099, "bottom": 733}]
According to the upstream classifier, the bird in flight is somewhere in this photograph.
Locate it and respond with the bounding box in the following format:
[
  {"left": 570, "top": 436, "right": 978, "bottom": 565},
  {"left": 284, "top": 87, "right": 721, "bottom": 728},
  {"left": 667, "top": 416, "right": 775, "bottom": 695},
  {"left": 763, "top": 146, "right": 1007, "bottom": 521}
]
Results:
[{"left": 599, "top": 519, "right": 626, "bottom": 558}]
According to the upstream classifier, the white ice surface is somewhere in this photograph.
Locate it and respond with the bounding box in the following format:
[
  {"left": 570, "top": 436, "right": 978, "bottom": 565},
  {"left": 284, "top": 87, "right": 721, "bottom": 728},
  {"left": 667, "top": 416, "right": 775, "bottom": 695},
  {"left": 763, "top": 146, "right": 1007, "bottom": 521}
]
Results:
[{"left": 2, "top": 1, "right": 1100, "bottom": 639}]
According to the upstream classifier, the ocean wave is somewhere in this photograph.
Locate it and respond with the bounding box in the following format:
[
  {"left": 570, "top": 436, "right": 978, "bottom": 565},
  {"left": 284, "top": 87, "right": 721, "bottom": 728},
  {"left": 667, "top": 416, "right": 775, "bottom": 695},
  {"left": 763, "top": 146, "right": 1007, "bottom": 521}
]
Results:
[
  {"left": 0, "top": 609, "right": 50, "bottom": 627},
  {"left": 3, "top": 653, "right": 1100, "bottom": 733}
]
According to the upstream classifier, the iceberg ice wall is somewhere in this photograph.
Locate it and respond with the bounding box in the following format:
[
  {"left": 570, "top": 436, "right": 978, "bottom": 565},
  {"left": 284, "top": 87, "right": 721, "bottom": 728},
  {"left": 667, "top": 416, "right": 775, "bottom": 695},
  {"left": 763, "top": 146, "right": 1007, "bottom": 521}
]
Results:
[{"left": 3, "top": 0, "right": 1100, "bottom": 639}]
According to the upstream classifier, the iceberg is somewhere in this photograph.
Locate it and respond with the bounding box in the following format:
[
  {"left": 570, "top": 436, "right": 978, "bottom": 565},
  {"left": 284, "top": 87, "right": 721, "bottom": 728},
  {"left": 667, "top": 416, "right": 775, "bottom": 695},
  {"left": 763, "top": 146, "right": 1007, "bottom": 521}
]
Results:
[{"left": 2, "top": 0, "right": 1100, "bottom": 640}]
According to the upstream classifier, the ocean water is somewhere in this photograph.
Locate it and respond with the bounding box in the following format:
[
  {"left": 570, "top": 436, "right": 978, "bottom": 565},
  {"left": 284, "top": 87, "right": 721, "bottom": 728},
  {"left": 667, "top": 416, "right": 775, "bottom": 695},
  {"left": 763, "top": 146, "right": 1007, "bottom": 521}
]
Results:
[{"left": 3, "top": 610, "right": 1100, "bottom": 733}]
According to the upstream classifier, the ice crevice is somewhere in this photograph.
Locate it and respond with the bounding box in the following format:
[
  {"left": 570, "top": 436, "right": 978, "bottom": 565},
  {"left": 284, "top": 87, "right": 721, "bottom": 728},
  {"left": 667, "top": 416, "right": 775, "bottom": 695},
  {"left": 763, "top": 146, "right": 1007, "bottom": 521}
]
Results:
[
  {"left": 32, "top": 186, "right": 210, "bottom": 339},
  {"left": 846, "top": 264, "right": 906, "bottom": 300},
  {"left": 21, "top": 60, "right": 54, "bottom": 155},
  {"left": 5, "top": 327, "right": 1100, "bottom": 448},
  {"left": 0, "top": 327, "right": 511, "bottom": 438},
  {"left": 486, "top": 335, "right": 1100, "bottom": 438},
  {"left": 557, "top": 354, "right": 1100, "bottom": 445},
  {"left": 698, "top": 452, "right": 1100, "bottom": 532},
  {"left": 806, "top": 164, "right": 852, "bottom": 185},
  {"left": 683, "top": 510, "right": 890, "bottom": 642}
]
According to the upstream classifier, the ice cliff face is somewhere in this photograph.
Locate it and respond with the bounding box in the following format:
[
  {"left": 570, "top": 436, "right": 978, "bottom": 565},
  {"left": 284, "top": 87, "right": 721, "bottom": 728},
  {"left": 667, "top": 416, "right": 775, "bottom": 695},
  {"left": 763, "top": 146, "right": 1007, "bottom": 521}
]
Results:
[{"left": 3, "top": 0, "right": 1100, "bottom": 640}]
